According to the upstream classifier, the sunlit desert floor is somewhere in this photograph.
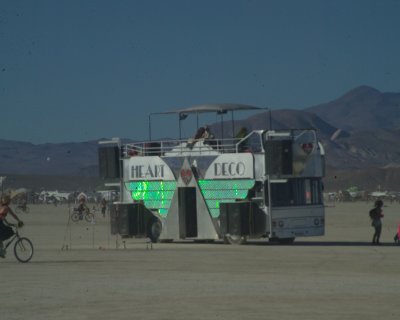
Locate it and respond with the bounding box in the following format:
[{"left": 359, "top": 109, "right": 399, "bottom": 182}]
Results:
[{"left": 2, "top": 202, "right": 400, "bottom": 320}]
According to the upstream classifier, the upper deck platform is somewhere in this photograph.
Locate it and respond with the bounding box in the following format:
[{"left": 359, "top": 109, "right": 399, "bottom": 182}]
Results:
[{"left": 123, "top": 130, "right": 264, "bottom": 158}]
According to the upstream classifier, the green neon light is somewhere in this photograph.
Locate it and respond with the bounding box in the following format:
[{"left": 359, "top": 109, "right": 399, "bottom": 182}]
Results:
[
  {"left": 201, "top": 189, "right": 248, "bottom": 199},
  {"left": 125, "top": 181, "right": 177, "bottom": 216},
  {"left": 128, "top": 181, "right": 176, "bottom": 192},
  {"left": 209, "top": 209, "right": 220, "bottom": 217},
  {"left": 125, "top": 179, "right": 255, "bottom": 218},
  {"left": 198, "top": 179, "right": 255, "bottom": 190},
  {"left": 130, "top": 190, "right": 175, "bottom": 201},
  {"left": 198, "top": 179, "right": 255, "bottom": 218}
]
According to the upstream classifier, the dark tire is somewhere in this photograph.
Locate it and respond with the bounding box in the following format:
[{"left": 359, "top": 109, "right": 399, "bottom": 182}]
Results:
[
  {"left": 14, "top": 237, "right": 34, "bottom": 263},
  {"left": 71, "top": 212, "right": 80, "bottom": 222},
  {"left": 85, "top": 212, "right": 95, "bottom": 222},
  {"left": 148, "top": 220, "right": 162, "bottom": 243},
  {"left": 269, "top": 237, "right": 295, "bottom": 245},
  {"left": 224, "top": 234, "right": 247, "bottom": 245},
  {"left": 159, "top": 239, "right": 174, "bottom": 243},
  {"left": 194, "top": 239, "right": 215, "bottom": 243}
]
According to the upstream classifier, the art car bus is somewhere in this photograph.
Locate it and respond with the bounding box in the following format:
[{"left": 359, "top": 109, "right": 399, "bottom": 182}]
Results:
[{"left": 98, "top": 104, "right": 325, "bottom": 244}]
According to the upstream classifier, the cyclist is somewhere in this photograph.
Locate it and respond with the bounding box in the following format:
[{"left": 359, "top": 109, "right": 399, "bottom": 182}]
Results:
[
  {"left": 20, "top": 198, "right": 28, "bottom": 210},
  {"left": 0, "top": 194, "right": 24, "bottom": 258},
  {"left": 77, "top": 196, "right": 89, "bottom": 220}
]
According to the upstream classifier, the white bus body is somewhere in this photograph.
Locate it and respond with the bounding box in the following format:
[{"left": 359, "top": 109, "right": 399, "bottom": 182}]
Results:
[{"left": 103, "top": 126, "right": 325, "bottom": 244}]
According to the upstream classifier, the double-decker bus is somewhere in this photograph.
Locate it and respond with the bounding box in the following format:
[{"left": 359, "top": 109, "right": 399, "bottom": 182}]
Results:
[{"left": 99, "top": 104, "right": 325, "bottom": 244}]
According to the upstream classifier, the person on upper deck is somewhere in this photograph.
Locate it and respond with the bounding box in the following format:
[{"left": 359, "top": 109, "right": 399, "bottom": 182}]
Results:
[
  {"left": 235, "top": 127, "right": 249, "bottom": 152},
  {"left": 235, "top": 127, "right": 248, "bottom": 139},
  {"left": 188, "top": 126, "right": 216, "bottom": 149}
]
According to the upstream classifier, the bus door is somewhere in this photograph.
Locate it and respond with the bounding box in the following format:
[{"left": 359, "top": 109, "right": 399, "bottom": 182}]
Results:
[{"left": 178, "top": 187, "right": 198, "bottom": 238}]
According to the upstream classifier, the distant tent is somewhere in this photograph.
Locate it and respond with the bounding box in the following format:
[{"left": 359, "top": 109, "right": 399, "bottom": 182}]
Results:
[{"left": 10, "top": 188, "right": 28, "bottom": 200}]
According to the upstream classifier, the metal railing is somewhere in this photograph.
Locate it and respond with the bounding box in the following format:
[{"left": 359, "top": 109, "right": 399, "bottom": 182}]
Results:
[
  {"left": 122, "top": 136, "right": 262, "bottom": 157},
  {"left": 122, "top": 130, "right": 267, "bottom": 157}
]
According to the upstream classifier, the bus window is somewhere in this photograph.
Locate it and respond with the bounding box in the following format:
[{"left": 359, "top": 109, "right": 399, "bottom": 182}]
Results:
[
  {"left": 265, "top": 178, "right": 323, "bottom": 207},
  {"left": 311, "top": 179, "right": 322, "bottom": 204}
]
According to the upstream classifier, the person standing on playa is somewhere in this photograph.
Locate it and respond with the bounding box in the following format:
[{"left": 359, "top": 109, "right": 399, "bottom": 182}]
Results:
[
  {"left": 100, "top": 198, "right": 107, "bottom": 218},
  {"left": 0, "top": 194, "right": 24, "bottom": 257},
  {"left": 369, "top": 199, "right": 384, "bottom": 245},
  {"left": 394, "top": 223, "right": 400, "bottom": 244}
]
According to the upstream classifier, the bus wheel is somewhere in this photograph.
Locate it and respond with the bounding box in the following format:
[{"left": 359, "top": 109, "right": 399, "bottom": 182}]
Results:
[
  {"left": 148, "top": 220, "right": 162, "bottom": 243},
  {"left": 224, "top": 234, "right": 247, "bottom": 245}
]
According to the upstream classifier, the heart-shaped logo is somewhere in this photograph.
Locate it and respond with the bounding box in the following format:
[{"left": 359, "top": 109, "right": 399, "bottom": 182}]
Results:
[
  {"left": 301, "top": 143, "right": 314, "bottom": 155},
  {"left": 180, "top": 169, "right": 192, "bottom": 185}
]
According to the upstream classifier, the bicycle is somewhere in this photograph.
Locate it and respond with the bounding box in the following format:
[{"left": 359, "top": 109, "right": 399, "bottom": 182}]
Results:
[
  {"left": 71, "top": 207, "right": 95, "bottom": 223},
  {"left": 1, "top": 223, "right": 34, "bottom": 263},
  {"left": 15, "top": 204, "right": 30, "bottom": 214}
]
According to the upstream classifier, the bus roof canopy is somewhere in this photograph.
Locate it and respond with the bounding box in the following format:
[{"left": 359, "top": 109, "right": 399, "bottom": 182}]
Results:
[{"left": 152, "top": 103, "right": 264, "bottom": 115}]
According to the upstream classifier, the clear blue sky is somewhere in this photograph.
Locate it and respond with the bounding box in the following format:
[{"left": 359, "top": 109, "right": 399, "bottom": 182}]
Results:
[{"left": 1, "top": 0, "right": 399, "bottom": 143}]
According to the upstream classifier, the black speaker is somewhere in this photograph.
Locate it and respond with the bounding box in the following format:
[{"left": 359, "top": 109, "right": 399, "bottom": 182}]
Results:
[
  {"left": 219, "top": 202, "right": 250, "bottom": 236},
  {"left": 110, "top": 203, "right": 153, "bottom": 237},
  {"left": 130, "top": 203, "right": 146, "bottom": 235},
  {"left": 265, "top": 140, "right": 293, "bottom": 175},
  {"left": 248, "top": 202, "right": 267, "bottom": 236},
  {"left": 98, "top": 146, "right": 121, "bottom": 179},
  {"left": 219, "top": 201, "right": 267, "bottom": 237},
  {"left": 117, "top": 205, "right": 131, "bottom": 236},
  {"left": 110, "top": 205, "right": 119, "bottom": 235}
]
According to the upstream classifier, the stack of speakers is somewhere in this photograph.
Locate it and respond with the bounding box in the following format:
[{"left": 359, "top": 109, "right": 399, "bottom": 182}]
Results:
[
  {"left": 110, "top": 203, "right": 148, "bottom": 237},
  {"left": 219, "top": 201, "right": 266, "bottom": 237},
  {"left": 98, "top": 146, "right": 121, "bottom": 179}
]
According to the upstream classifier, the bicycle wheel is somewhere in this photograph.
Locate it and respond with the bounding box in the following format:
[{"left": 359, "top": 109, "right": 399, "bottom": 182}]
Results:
[
  {"left": 71, "top": 212, "right": 80, "bottom": 222},
  {"left": 15, "top": 206, "right": 22, "bottom": 214},
  {"left": 24, "top": 207, "right": 30, "bottom": 214},
  {"left": 85, "top": 212, "right": 94, "bottom": 222},
  {"left": 14, "top": 237, "right": 34, "bottom": 263}
]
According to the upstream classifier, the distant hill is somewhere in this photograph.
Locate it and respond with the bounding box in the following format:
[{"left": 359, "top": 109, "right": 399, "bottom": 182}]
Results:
[
  {"left": 0, "top": 139, "right": 99, "bottom": 176},
  {"left": 322, "top": 128, "right": 400, "bottom": 169},
  {"left": 1, "top": 86, "right": 400, "bottom": 191},
  {"left": 209, "top": 109, "right": 338, "bottom": 139},
  {"left": 306, "top": 85, "right": 400, "bottom": 131},
  {"left": 210, "top": 107, "right": 400, "bottom": 170}
]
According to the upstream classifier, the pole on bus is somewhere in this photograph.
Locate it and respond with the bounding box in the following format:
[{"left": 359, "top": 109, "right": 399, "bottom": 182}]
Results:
[
  {"left": 148, "top": 114, "right": 152, "bottom": 141},
  {"left": 179, "top": 114, "right": 182, "bottom": 140},
  {"left": 218, "top": 110, "right": 226, "bottom": 140},
  {"left": 231, "top": 111, "right": 235, "bottom": 137},
  {"left": 178, "top": 113, "right": 188, "bottom": 140},
  {"left": 269, "top": 109, "right": 273, "bottom": 130},
  {"left": 265, "top": 131, "right": 273, "bottom": 237}
]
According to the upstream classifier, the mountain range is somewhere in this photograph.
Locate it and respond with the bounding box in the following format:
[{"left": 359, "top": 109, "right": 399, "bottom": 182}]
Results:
[{"left": 1, "top": 85, "right": 400, "bottom": 191}]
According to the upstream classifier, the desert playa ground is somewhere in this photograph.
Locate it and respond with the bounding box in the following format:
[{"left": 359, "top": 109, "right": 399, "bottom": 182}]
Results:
[{"left": 2, "top": 202, "right": 400, "bottom": 320}]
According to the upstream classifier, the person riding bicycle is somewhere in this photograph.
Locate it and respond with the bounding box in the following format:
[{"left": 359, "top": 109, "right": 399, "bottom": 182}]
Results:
[
  {"left": 0, "top": 194, "right": 24, "bottom": 258},
  {"left": 77, "top": 196, "right": 89, "bottom": 220},
  {"left": 19, "top": 198, "right": 28, "bottom": 210}
]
